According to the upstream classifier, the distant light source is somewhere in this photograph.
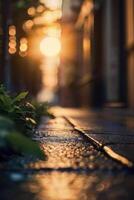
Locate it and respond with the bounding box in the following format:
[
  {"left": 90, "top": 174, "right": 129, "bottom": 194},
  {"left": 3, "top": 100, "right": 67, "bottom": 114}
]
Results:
[
  {"left": 43, "top": 25, "right": 61, "bottom": 37},
  {"left": 39, "top": 0, "right": 62, "bottom": 10},
  {"left": 40, "top": 36, "right": 61, "bottom": 57},
  {"left": 19, "top": 37, "right": 28, "bottom": 57},
  {"left": 9, "top": 25, "right": 16, "bottom": 36},
  {"left": 23, "top": 20, "right": 34, "bottom": 31},
  {"left": 9, "top": 41, "right": 16, "bottom": 48},
  {"left": 36, "top": 5, "right": 44, "bottom": 13},
  {"left": 20, "top": 43, "right": 28, "bottom": 52},
  {"left": 8, "top": 48, "right": 16, "bottom": 54},
  {"left": 27, "top": 7, "right": 36, "bottom": 16},
  {"left": 8, "top": 25, "right": 16, "bottom": 54}
]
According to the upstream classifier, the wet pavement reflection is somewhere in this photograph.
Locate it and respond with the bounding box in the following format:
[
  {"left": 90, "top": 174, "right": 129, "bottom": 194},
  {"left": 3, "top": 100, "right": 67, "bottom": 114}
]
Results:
[{"left": 1, "top": 170, "right": 134, "bottom": 200}]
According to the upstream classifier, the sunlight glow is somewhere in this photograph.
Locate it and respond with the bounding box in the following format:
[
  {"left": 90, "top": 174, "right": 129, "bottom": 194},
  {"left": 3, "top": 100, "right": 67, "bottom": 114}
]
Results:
[
  {"left": 27, "top": 7, "right": 36, "bottom": 16},
  {"left": 43, "top": 25, "right": 61, "bottom": 37},
  {"left": 37, "top": 5, "right": 45, "bottom": 13},
  {"left": 39, "top": 0, "right": 62, "bottom": 10},
  {"left": 40, "top": 36, "right": 61, "bottom": 57},
  {"left": 23, "top": 20, "right": 34, "bottom": 31},
  {"left": 34, "top": 10, "right": 62, "bottom": 25}
]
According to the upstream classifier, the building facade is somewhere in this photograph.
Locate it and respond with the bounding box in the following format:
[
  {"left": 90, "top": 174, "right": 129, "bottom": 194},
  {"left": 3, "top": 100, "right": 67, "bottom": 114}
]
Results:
[{"left": 59, "top": 0, "right": 134, "bottom": 109}]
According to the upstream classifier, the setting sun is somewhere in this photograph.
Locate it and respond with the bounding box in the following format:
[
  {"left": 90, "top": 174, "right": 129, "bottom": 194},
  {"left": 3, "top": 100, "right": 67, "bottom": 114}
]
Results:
[{"left": 40, "top": 36, "right": 61, "bottom": 57}]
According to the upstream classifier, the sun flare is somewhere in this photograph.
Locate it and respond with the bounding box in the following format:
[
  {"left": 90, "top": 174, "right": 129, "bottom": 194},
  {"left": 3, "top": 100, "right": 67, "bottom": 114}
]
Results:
[{"left": 40, "top": 36, "right": 61, "bottom": 57}]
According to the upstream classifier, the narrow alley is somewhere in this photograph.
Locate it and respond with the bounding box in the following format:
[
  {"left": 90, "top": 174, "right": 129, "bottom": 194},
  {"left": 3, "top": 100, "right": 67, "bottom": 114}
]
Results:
[{"left": 0, "top": 0, "right": 134, "bottom": 199}]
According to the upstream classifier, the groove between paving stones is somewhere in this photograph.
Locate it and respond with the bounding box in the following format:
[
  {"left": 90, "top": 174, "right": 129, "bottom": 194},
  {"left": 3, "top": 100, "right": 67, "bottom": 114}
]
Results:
[{"left": 64, "top": 116, "right": 133, "bottom": 168}]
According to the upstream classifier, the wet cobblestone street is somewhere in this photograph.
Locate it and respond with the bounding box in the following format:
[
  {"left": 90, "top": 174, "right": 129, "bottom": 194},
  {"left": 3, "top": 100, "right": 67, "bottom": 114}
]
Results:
[{"left": 1, "top": 108, "right": 134, "bottom": 200}]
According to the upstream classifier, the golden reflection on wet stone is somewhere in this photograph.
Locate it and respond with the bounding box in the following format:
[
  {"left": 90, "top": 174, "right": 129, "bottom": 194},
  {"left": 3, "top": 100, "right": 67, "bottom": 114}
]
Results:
[{"left": 27, "top": 172, "right": 98, "bottom": 200}]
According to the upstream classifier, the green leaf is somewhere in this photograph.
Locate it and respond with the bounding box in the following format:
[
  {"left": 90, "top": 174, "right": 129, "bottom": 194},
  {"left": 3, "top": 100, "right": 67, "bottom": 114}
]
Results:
[
  {"left": 0, "top": 85, "right": 6, "bottom": 95},
  {"left": 0, "top": 94, "right": 11, "bottom": 105},
  {"left": 0, "top": 116, "right": 15, "bottom": 131},
  {"left": 6, "top": 132, "right": 45, "bottom": 160},
  {"left": 13, "top": 92, "right": 28, "bottom": 103}
]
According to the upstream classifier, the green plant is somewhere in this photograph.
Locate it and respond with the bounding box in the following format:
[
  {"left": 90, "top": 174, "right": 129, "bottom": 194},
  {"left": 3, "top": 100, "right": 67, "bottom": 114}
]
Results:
[
  {"left": 0, "top": 85, "right": 53, "bottom": 135},
  {"left": 0, "top": 85, "right": 36, "bottom": 135},
  {"left": 0, "top": 116, "right": 44, "bottom": 160},
  {"left": 32, "top": 101, "right": 54, "bottom": 123},
  {"left": 0, "top": 85, "right": 52, "bottom": 160}
]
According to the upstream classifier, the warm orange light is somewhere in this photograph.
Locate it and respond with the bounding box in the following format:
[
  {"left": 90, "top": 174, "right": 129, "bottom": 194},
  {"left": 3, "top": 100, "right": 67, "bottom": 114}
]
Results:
[
  {"left": 33, "top": 11, "right": 56, "bottom": 25},
  {"left": 20, "top": 37, "right": 28, "bottom": 44},
  {"left": 33, "top": 9, "right": 62, "bottom": 25},
  {"left": 8, "top": 26, "right": 16, "bottom": 55},
  {"left": 9, "top": 36, "right": 16, "bottom": 41},
  {"left": 43, "top": 11, "right": 55, "bottom": 23},
  {"left": 23, "top": 20, "right": 34, "bottom": 31},
  {"left": 40, "top": 36, "right": 61, "bottom": 57},
  {"left": 19, "top": 37, "right": 28, "bottom": 53},
  {"left": 27, "top": 7, "right": 36, "bottom": 16},
  {"left": 39, "top": 0, "right": 62, "bottom": 10},
  {"left": 37, "top": 5, "right": 44, "bottom": 13},
  {"left": 8, "top": 48, "right": 16, "bottom": 54},
  {"left": 19, "top": 51, "right": 27, "bottom": 57},
  {"left": 43, "top": 26, "right": 61, "bottom": 37},
  {"left": 53, "top": 10, "right": 62, "bottom": 20},
  {"left": 20, "top": 43, "right": 28, "bottom": 52},
  {"left": 83, "top": 38, "right": 91, "bottom": 52},
  {"left": 9, "top": 41, "right": 16, "bottom": 48},
  {"left": 42, "top": 10, "right": 62, "bottom": 23},
  {"left": 9, "top": 25, "right": 16, "bottom": 36}
]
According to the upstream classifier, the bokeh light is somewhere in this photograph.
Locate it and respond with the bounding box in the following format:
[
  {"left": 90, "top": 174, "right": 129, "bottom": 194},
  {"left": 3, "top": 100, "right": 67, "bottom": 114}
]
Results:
[
  {"left": 9, "top": 25, "right": 16, "bottom": 36},
  {"left": 8, "top": 48, "right": 16, "bottom": 54},
  {"left": 23, "top": 20, "right": 34, "bottom": 31},
  {"left": 39, "top": 0, "right": 62, "bottom": 10},
  {"left": 19, "top": 37, "right": 28, "bottom": 56},
  {"left": 40, "top": 36, "right": 61, "bottom": 57},
  {"left": 9, "top": 41, "right": 17, "bottom": 48},
  {"left": 43, "top": 25, "right": 61, "bottom": 37},
  {"left": 27, "top": 7, "right": 36, "bottom": 16},
  {"left": 8, "top": 25, "right": 16, "bottom": 54},
  {"left": 36, "top": 5, "right": 45, "bottom": 13}
]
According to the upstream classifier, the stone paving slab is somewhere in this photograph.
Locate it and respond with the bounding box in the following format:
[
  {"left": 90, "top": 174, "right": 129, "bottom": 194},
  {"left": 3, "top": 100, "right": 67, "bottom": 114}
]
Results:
[
  {"left": 86, "top": 134, "right": 134, "bottom": 145},
  {"left": 65, "top": 117, "right": 133, "bottom": 134},
  {"left": 106, "top": 144, "right": 134, "bottom": 163},
  {"left": 38, "top": 117, "right": 74, "bottom": 131},
  {"left": 85, "top": 129, "right": 134, "bottom": 135},
  {"left": 52, "top": 107, "right": 134, "bottom": 165}
]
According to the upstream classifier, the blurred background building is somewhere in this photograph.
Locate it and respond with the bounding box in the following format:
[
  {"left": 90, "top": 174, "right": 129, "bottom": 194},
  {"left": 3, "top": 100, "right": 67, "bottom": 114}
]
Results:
[
  {"left": 0, "top": 0, "right": 134, "bottom": 108},
  {"left": 59, "top": 0, "right": 134, "bottom": 109}
]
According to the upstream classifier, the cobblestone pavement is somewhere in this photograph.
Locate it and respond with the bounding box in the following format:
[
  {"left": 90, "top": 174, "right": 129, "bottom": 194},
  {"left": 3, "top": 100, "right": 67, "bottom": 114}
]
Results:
[{"left": 1, "top": 108, "right": 134, "bottom": 200}]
